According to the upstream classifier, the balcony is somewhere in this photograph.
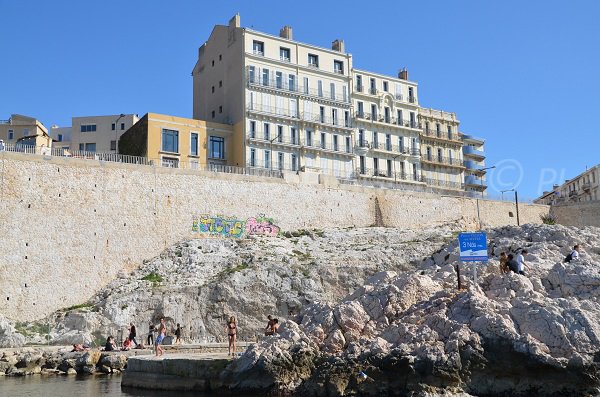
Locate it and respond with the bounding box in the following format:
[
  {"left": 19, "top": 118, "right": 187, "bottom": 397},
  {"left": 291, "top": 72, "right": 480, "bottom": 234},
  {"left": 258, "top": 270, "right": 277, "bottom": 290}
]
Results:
[
  {"left": 301, "top": 112, "right": 353, "bottom": 130},
  {"left": 353, "top": 112, "right": 421, "bottom": 130},
  {"left": 422, "top": 155, "right": 465, "bottom": 168},
  {"left": 462, "top": 134, "right": 485, "bottom": 144},
  {"left": 356, "top": 168, "right": 423, "bottom": 182},
  {"left": 369, "top": 87, "right": 378, "bottom": 95},
  {"left": 421, "top": 129, "right": 462, "bottom": 143},
  {"left": 465, "top": 174, "right": 486, "bottom": 187},
  {"left": 464, "top": 160, "right": 486, "bottom": 171},
  {"left": 246, "top": 102, "right": 299, "bottom": 120},
  {"left": 247, "top": 69, "right": 350, "bottom": 104},
  {"left": 582, "top": 182, "right": 591, "bottom": 191},
  {"left": 463, "top": 146, "right": 485, "bottom": 159},
  {"left": 247, "top": 132, "right": 301, "bottom": 147},
  {"left": 302, "top": 140, "right": 353, "bottom": 156},
  {"left": 422, "top": 177, "right": 464, "bottom": 190}
]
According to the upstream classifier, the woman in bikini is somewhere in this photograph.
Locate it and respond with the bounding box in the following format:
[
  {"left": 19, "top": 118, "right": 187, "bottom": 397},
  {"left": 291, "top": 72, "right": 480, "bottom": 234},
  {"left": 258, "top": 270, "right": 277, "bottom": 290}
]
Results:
[{"left": 226, "top": 316, "right": 237, "bottom": 356}]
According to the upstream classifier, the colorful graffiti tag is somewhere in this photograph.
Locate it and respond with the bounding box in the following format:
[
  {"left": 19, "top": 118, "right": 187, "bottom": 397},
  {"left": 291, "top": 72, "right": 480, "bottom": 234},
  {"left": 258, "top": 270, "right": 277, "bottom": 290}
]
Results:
[{"left": 192, "top": 214, "right": 280, "bottom": 238}]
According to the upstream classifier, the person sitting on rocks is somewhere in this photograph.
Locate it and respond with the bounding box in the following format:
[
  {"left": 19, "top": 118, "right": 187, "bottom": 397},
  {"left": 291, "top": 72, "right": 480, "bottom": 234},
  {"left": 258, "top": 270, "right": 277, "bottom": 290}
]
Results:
[
  {"left": 507, "top": 254, "right": 520, "bottom": 274},
  {"left": 121, "top": 338, "right": 132, "bottom": 351},
  {"left": 265, "top": 315, "right": 275, "bottom": 336},
  {"left": 564, "top": 244, "right": 581, "bottom": 263},
  {"left": 499, "top": 252, "right": 509, "bottom": 274},
  {"left": 71, "top": 343, "right": 89, "bottom": 352},
  {"left": 516, "top": 250, "right": 528, "bottom": 275},
  {"left": 104, "top": 336, "right": 117, "bottom": 351},
  {"left": 272, "top": 318, "right": 280, "bottom": 334}
]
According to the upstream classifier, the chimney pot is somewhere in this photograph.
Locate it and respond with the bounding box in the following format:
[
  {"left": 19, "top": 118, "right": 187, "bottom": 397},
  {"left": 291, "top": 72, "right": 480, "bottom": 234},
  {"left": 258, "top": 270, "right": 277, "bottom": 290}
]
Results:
[
  {"left": 280, "top": 26, "right": 293, "bottom": 40},
  {"left": 332, "top": 39, "right": 345, "bottom": 52},
  {"left": 398, "top": 68, "right": 408, "bottom": 80},
  {"left": 229, "top": 14, "right": 240, "bottom": 28}
]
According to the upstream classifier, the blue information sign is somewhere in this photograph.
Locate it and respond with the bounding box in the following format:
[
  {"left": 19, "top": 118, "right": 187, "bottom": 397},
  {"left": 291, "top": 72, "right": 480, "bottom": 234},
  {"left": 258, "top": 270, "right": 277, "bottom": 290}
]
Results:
[{"left": 458, "top": 232, "right": 488, "bottom": 262}]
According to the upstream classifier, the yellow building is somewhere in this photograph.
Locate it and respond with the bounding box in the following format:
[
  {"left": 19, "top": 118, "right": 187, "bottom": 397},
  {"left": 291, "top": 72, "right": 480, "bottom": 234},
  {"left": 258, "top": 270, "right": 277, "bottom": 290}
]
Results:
[
  {"left": 0, "top": 114, "right": 52, "bottom": 149},
  {"left": 119, "top": 113, "right": 235, "bottom": 168}
]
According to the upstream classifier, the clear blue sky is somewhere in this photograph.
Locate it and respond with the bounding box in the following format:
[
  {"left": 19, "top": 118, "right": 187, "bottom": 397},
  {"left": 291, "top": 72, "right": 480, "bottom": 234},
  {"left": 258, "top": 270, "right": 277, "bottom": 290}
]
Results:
[{"left": 2, "top": 0, "right": 599, "bottom": 201}]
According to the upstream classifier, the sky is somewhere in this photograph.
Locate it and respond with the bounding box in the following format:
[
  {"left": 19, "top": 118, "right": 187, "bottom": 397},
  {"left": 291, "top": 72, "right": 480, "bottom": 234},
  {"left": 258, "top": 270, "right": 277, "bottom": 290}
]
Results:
[{"left": 1, "top": 0, "right": 599, "bottom": 201}]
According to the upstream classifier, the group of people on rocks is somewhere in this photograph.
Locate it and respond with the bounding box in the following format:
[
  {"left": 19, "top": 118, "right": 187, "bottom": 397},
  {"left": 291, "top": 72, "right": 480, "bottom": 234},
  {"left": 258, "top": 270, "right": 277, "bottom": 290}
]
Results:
[
  {"left": 99, "top": 318, "right": 184, "bottom": 357},
  {"left": 225, "top": 314, "right": 281, "bottom": 357},
  {"left": 498, "top": 244, "right": 582, "bottom": 275}
]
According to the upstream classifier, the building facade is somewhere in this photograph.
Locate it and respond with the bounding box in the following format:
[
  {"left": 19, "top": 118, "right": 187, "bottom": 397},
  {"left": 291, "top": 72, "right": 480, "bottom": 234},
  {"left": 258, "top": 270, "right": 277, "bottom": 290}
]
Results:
[
  {"left": 462, "top": 134, "right": 487, "bottom": 195},
  {"left": 535, "top": 165, "right": 600, "bottom": 205},
  {"left": 192, "top": 14, "right": 487, "bottom": 194},
  {"left": 119, "top": 113, "right": 233, "bottom": 168},
  {"left": 0, "top": 114, "right": 51, "bottom": 149},
  {"left": 70, "top": 114, "right": 139, "bottom": 153}
]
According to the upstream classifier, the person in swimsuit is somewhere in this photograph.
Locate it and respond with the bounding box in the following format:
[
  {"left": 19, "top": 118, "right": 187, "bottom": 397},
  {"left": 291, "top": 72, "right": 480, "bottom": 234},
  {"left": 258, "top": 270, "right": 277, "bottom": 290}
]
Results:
[
  {"left": 226, "top": 316, "right": 237, "bottom": 356},
  {"left": 155, "top": 318, "right": 166, "bottom": 357}
]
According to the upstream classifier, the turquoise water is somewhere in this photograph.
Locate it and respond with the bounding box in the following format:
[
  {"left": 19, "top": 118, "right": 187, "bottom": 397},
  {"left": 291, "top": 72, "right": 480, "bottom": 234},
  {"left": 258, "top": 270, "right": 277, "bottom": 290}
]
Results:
[{"left": 0, "top": 375, "right": 218, "bottom": 397}]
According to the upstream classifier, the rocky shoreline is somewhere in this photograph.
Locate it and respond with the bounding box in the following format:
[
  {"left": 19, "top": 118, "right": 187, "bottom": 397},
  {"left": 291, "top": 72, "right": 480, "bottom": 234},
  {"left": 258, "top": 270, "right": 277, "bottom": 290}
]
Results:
[{"left": 0, "top": 346, "right": 145, "bottom": 377}]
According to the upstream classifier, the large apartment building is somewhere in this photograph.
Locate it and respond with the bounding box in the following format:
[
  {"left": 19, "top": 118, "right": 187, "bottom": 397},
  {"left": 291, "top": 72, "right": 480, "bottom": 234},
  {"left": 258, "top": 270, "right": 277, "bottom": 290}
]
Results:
[
  {"left": 190, "top": 15, "right": 486, "bottom": 193},
  {"left": 535, "top": 165, "right": 600, "bottom": 205},
  {"left": 0, "top": 114, "right": 52, "bottom": 149}
]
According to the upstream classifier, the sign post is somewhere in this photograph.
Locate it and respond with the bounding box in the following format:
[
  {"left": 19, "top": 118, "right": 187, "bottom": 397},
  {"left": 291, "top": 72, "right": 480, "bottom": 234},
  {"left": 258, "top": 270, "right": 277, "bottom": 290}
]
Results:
[{"left": 458, "top": 232, "right": 488, "bottom": 286}]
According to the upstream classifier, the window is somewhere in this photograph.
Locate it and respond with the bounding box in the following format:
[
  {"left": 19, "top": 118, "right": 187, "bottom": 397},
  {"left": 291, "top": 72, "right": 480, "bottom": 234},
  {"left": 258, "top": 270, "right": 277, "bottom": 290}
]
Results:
[
  {"left": 8, "top": 130, "right": 13, "bottom": 139},
  {"left": 291, "top": 127, "right": 297, "bottom": 144},
  {"left": 408, "top": 87, "right": 415, "bottom": 102},
  {"left": 209, "top": 136, "right": 225, "bottom": 159},
  {"left": 331, "top": 108, "right": 339, "bottom": 126},
  {"left": 413, "top": 163, "right": 418, "bottom": 180},
  {"left": 425, "top": 121, "right": 430, "bottom": 133},
  {"left": 386, "top": 134, "right": 392, "bottom": 151},
  {"left": 248, "top": 66, "right": 256, "bottom": 83},
  {"left": 410, "top": 112, "right": 416, "bottom": 128},
  {"left": 358, "top": 129, "right": 365, "bottom": 147},
  {"left": 397, "top": 109, "right": 403, "bottom": 124},
  {"left": 250, "top": 149, "right": 256, "bottom": 167},
  {"left": 280, "top": 47, "right": 290, "bottom": 62},
  {"left": 320, "top": 106, "right": 325, "bottom": 123},
  {"left": 373, "top": 131, "right": 378, "bottom": 147},
  {"left": 357, "top": 102, "right": 364, "bottom": 117},
  {"left": 399, "top": 137, "right": 404, "bottom": 152},
  {"left": 436, "top": 123, "right": 441, "bottom": 136},
  {"left": 264, "top": 150, "right": 271, "bottom": 168},
  {"left": 447, "top": 125, "right": 452, "bottom": 139},
  {"left": 320, "top": 132, "right": 326, "bottom": 149},
  {"left": 250, "top": 121, "right": 256, "bottom": 138},
  {"left": 306, "top": 130, "right": 313, "bottom": 146},
  {"left": 80, "top": 124, "right": 96, "bottom": 132},
  {"left": 253, "top": 40, "right": 264, "bottom": 55},
  {"left": 308, "top": 53, "right": 319, "bottom": 67},
  {"left": 387, "top": 159, "right": 392, "bottom": 177},
  {"left": 277, "top": 125, "right": 283, "bottom": 142},
  {"left": 371, "top": 104, "right": 377, "bottom": 120},
  {"left": 449, "top": 149, "right": 453, "bottom": 165},
  {"left": 384, "top": 107, "right": 390, "bottom": 123},
  {"left": 111, "top": 123, "right": 116, "bottom": 131},
  {"left": 79, "top": 143, "right": 84, "bottom": 150},
  {"left": 333, "top": 135, "right": 339, "bottom": 151},
  {"left": 212, "top": 60, "right": 214, "bottom": 67},
  {"left": 426, "top": 147, "right": 432, "bottom": 161},
  {"left": 345, "top": 136, "right": 351, "bottom": 153},
  {"left": 219, "top": 54, "right": 222, "bottom": 61},
  {"left": 219, "top": 80, "right": 223, "bottom": 87},
  {"left": 211, "top": 111, "right": 215, "bottom": 119},
  {"left": 356, "top": 75, "right": 363, "bottom": 92},
  {"left": 278, "top": 152, "right": 284, "bottom": 170},
  {"left": 162, "top": 129, "right": 179, "bottom": 153},
  {"left": 212, "top": 86, "right": 215, "bottom": 93},
  {"left": 334, "top": 60, "right": 343, "bottom": 74},
  {"left": 360, "top": 156, "right": 366, "bottom": 174},
  {"left": 262, "top": 68, "right": 269, "bottom": 86},
  {"left": 343, "top": 86, "right": 348, "bottom": 102},
  {"left": 437, "top": 148, "right": 443, "bottom": 162},
  {"left": 191, "top": 133, "right": 198, "bottom": 156},
  {"left": 318, "top": 80, "right": 323, "bottom": 97},
  {"left": 264, "top": 123, "right": 270, "bottom": 140},
  {"left": 290, "top": 99, "right": 297, "bottom": 117},
  {"left": 110, "top": 140, "right": 116, "bottom": 151},
  {"left": 219, "top": 106, "right": 223, "bottom": 114},
  {"left": 276, "top": 71, "right": 283, "bottom": 88},
  {"left": 344, "top": 111, "right": 350, "bottom": 127},
  {"left": 303, "top": 77, "right": 309, "bottom": 94},
  {"left": 374, "top": 158, "right": 379, "bottom": 174},
  {"left": 383, "top": 81, "right": 389, "bottom": 92},
  {"left": 23, "top": 128, "right": 29, "bottom": 136},
  {"left": 288, "top": 74, "right": 296, "bottom": 91},
  {"left": 291, "top": 154, "right": 297, "bottom": 171},
  {"left": 57, "top": 134, "right": 63, "bottom": 142},
  {"left": 330, "top": 83, "right": 336, "bottom": 100},
  {"left": 370, "top": 78, "right": 376, "bottom": 94},
  {"left": 85, "top": 143, "right": 96, "bottom": 152}
]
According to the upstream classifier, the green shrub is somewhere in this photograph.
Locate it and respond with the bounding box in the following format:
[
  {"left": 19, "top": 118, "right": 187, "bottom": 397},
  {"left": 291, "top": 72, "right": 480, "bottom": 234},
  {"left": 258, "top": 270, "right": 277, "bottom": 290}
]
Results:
[
  {"left": 141, "top": 272, "right": 163, "bottom": 283},
  {"left": 540, "top": 214, "right": 557, "bottom": 225}
]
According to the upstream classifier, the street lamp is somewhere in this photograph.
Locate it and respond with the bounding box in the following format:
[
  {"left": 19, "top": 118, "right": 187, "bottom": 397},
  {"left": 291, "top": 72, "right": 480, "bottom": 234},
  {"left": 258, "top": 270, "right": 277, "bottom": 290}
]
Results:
[
  {"left": 476, "top": 165, "right": 496, "bottom": 198},
  {"left": 269, "top": 131, "right": 282, "bottom": 172},
  {"left": 500, "top": 188, "right": 520, "bottom": 226},
  {"left": 114, "top": 113, "right": 125, "bottom": 154},
  {"left": 392, "top": 154, "right": 402, "bottom": 184}
]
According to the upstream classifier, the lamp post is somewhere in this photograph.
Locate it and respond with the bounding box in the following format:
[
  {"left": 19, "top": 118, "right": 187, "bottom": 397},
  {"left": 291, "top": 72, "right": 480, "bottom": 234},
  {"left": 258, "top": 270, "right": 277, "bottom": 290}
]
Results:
[
  {"left": 500, "top": 188, "right": 515, "bottom": 201},
  {"left": 269, "top": 131, "right": 282, "bottom": 172},
  {"left": 392, "top": 154, "right": 402, "bottom": 184},
  {"left": 477, "top": 165, "right": 496, "bottom": 198},
  {"left": 114, "top": 114, "right": 125, "bottom": 154}
]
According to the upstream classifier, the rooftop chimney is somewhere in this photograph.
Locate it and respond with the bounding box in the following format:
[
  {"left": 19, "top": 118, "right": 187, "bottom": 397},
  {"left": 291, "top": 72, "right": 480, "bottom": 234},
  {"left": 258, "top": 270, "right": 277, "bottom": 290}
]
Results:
[
  {"left": 398, "top": 68, "right": 408, "bottom": 80},
  {"left": 332, "top": 39, "right": 345, "bottom": 52},
  {"left": 280, "top": 26, "right": 293, "bottom": 40},
  {"left": 553, "top": 184, "right": 559, "bottom": 190},
  {"left": 229, "top": 14, "right": 240, "bottom": 28}
]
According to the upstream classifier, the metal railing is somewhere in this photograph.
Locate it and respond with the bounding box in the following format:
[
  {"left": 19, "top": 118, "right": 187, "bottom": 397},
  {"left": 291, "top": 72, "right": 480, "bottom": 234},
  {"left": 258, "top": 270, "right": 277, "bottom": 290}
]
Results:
[
  {"left": 421, "top": 129, "right": 462, "bottom": 142},
  {"left": 355, "top": 167, "right": 423, "bottom": 182},
  {"left": 247, "top": 102, "right": 298, "bottom": 119},
  {"left": 247, "top": 70, "right": 350, "bottom": 103},
  {"left": 422, "top": 177, "right": 464, "bottom": 190},
  {"left": 300, "top": 112, "right": 353, "bottom": 129},
  {"left": 247, "top": 132, "right": 300, "bottom": 146},
  {"left": 422, "top": 155, "right": 464, "bottom": 167}
]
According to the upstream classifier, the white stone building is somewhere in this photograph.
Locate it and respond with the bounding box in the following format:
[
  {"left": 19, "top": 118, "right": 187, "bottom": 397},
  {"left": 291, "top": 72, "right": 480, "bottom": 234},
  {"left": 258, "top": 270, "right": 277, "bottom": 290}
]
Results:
[{"left": 535, "top": 165, "right": 600, "bottom": 205}]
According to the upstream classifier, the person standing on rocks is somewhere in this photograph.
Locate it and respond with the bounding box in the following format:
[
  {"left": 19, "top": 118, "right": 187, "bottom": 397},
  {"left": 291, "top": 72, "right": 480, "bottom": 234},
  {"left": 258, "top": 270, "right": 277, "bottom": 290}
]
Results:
[
  {"left": 265, "top": 315, "right": 275, "bottom": 336},
  {"left": 499, "top": 252, "right": 509, "bottom": 274},
  {"left": 226, "top": 316, "right": 237, "bottom": 356},
  {"left": 128, "top": 322, "right": 138, "bottom": 347},
  {"left": 147, "top": 321, "right": 155, "bottom": 346},
  {"left": 155, "top": 318, "right": 166, "bottom": 357},
  {"left": 175, "top": 323, "right": 182, "bottom": 344},
  {"left": 516, "top": 250, "right": 528, "bottom": 275}
]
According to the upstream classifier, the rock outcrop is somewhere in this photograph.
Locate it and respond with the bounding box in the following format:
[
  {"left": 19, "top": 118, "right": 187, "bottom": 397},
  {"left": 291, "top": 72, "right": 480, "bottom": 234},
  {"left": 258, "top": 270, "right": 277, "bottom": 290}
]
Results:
[{"left": 220, "top": 224, "right": 600, "bottom": 396}]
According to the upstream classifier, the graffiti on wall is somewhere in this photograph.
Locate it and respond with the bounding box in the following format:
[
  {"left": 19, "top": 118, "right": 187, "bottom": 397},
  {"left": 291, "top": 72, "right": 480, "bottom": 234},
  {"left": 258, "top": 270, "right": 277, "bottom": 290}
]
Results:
[{"left": 192, "top": 214, "right": 280, "bottom": 238}]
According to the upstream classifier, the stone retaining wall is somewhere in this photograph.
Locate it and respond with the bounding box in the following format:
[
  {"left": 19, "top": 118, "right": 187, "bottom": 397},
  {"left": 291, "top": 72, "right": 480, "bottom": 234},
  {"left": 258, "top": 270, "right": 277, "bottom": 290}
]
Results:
[
  {"left": 0, "top": 152, "right": 549, "bottom": 321},
  {"left": 550, "top": 201, "right": 600, "bottom": 227}
]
